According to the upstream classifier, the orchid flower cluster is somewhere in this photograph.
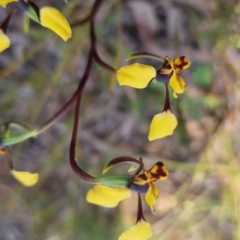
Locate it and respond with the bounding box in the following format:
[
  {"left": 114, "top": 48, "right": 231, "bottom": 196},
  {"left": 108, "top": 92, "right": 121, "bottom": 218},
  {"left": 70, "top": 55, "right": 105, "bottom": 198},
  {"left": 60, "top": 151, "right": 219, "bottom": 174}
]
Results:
[
  {"left": 70, "top": 156, "right": 168, "bottom": 240},
  {"left": 0, "top": 0, "right": 192, "bottom": 239},
  {"left": 117, "top": 53, "right": 190, "bottom": 141}
]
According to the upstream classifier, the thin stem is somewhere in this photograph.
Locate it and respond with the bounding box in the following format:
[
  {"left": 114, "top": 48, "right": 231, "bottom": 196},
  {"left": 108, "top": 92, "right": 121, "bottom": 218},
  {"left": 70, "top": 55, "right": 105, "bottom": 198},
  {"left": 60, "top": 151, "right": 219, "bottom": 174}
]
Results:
[
  {"left": 1, "top": 9, "right": 17, "bottom": 33},
  {"left": 103, "top": 156, "right": 143, "bottom": 175},
  {"left": 93, "top": 51, "right": 116, "bottom": 72},
  {"left": 136, "top": 193, "right": 145, "bottom": 222},
  {"left": 163, "top": 83, "right": 171, "bottom": 111},
  {"left": 70, "top": 97, "right": 98, "bottom": 183},
  {"left": 37, "top": 1, "right": 114, "bottom": 134},
  {"left": 71, "top": 0, "right": 104, "bottom": 27},
  {"left": 6, "top": 148, "right": 14, "bottom": 170},
  {"left": 126, "top": 52, "right": 164, "bottom": 62},
  {"left": 69, "top": 20, "right": 99, "bottom": 183},
  {"left": 90, "top": 13, "right": 116, "bottom": 72}
]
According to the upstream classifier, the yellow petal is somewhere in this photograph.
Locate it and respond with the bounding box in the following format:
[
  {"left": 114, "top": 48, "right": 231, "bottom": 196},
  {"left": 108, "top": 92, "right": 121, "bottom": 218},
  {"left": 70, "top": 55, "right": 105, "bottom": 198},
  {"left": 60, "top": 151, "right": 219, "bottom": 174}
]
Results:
[
  {"left": 11, "top": 170, "right": 39, "bottom": 187},
  {"left": 40, "top": 7, "right": 72, "bottom": 41},
  {"left": 86, "top": 185, "right": 131, "bottom": 208},
  {"left": 148, "top": 110, "right": 178, "bottom": 141},
  {"left": 117, "top": 63, "right": 156, "bottom": 89},
  {"left": 145, "top": 183, "right": 158, "bottom": 213},
  {"left": 0, "top": 29, "right": 10, "bottom": 52},
  {"left": 0, "top": 0, "right": 17, "bottom": 7},
  {"left": 118, "top": 220, "right": 153, "bottom": 240},
  {"left": 169, "top": 72, "right": 188, "bottom": 98}
]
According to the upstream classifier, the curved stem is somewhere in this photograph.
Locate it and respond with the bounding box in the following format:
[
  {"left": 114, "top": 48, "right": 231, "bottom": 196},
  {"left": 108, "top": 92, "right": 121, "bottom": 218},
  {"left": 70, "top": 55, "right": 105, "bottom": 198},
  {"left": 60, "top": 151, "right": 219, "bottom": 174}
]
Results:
[
  {"left": 126, "top": 52, "right": 164, "bottom": 62},
  {"left": 71, "top": 0, "right": 104, "bottom": 27},
  {"left": 69, "top": 20, "right": 99, "bottom": 184},
  {"left": 103, "top": 156, "right": 143, "bottom": 175},
  {"left": 1, "top": 9, "right": 17, "bottom": 33},
  {"left": 93, "top": 51, "right": 116, "bottom": 72},
  {"left": 37, "top": 1, "right": 114, "bottom": 135},
  {"left": 70, "top": 96, "right": 98, "bottom": 183}
]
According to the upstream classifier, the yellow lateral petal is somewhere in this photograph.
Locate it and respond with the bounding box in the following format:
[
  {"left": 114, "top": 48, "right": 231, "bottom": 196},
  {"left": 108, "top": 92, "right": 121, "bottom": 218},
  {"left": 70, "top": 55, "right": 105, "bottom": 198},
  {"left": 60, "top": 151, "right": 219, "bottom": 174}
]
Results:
[
  {"left": 118, "top": 220, "right": 153, "bottom": 240},
  {"left": 169, "top": 72, "right": 188, "bottom": 98},
  {"left": 145, "top": 183, "right": 158, "bottom": 213},
  {"left": 11, "top": 170, "right": 39, "bottom": 187},
  {"left": 40, "top": 7, "right": 72, "bottom": 41},
  {"left": 0, "top": 0, "right": 17, "bottom": 7},
  {"left": 117, "top": 63, "right": 156, "bottom": 89},
  {"left": 148, "top": 110, "right": 178, "bottom": 141},
  {"left": 86, "top": 185, "right": 131, "bottom": 208},
  {"left": 0, "top": 29, "right": 10, "bottom": 52}
]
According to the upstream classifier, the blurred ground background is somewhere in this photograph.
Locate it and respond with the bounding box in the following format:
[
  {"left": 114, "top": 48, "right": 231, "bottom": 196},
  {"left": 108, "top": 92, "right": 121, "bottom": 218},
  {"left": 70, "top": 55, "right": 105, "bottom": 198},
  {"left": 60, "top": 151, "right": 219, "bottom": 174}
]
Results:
[{"left": 1, "top": 0, "right": 240, "bottom": 239}]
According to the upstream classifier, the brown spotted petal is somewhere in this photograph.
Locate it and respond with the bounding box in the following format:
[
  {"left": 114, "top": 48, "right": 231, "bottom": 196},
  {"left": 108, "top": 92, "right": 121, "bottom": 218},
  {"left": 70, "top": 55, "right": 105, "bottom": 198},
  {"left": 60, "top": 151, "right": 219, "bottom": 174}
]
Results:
[
  {"left": 148, "top": 162, "right": 168, "bottom": 181},
  {"left": 173, "top": 56, "right": 191, "bottom": 71}
]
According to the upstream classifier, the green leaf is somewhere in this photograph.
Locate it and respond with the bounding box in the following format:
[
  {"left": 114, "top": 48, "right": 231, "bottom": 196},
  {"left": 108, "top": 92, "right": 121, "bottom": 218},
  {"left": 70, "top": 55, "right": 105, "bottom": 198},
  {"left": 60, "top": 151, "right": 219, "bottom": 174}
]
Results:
[
  {"left": 98, "top": 175, "right": 129, "bottom": 187},
  {"left": 128, "top": 164, "right": 139, "bottom": 172},
  {"left": 26, "top": 6, "right": 40, "bottom": 23},
  {"left": 0, "top": 130, "right": 37, "bottom": 147}
]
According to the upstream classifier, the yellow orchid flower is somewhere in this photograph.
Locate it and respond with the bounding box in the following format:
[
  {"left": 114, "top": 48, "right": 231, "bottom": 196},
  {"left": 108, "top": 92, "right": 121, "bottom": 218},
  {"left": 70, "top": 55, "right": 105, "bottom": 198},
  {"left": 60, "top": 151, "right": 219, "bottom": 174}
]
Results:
[
  {"left": 11, "top": 170, "right": 39, "bottom": 187},
  {"left": 0, "top": 29, "right": 10, "bottom": 52},
  {"left": 161, "top": 56, "right": 190, "bottom": 98},
  {"left": 118, "top": 220, "right": 153, "bottom": 240},
  {"left": 148, "top": 110, "right": 178, "bottom": 141},
  {"left": 117, "top": 55, "right": 190, "bottom": 97},
  {"left": 131, "top": 162, "right": 168, "bottom": 213},
  {"left": 86, "top": 159, "right": 168, "bottom": 214},
  {"left": 40, "top": 7, "right": 72, "bottom": 41},
  {"left": 71, "top": 155, "right": 167, "bottom": 239},
  {"left": 0, "top": 0, "right": 17, "bottom": 8}
]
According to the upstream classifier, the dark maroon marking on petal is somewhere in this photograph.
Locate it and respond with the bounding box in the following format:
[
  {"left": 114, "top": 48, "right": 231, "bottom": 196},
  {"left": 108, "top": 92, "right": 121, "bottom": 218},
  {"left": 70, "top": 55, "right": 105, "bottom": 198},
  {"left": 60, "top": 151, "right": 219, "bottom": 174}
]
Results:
[
  {"left": 157, "top": 57, "right": 172, "bottom": 72},
  {"left": 174, "top": 56, "right": 189, "bottom": 69},
  {"left": 155, "top": 57, "right": 174, "bottom": 83},
  {"left": 136, "top": 173, "right": 148, "bottom": 181},
  {"left": 149, "top": 162, "right": 168, "bottom": 179}
]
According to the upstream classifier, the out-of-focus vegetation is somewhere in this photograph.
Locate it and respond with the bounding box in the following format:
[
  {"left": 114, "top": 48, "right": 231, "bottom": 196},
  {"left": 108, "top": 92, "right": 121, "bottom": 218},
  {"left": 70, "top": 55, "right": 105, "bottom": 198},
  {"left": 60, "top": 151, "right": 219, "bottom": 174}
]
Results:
[{"left": 1, "top": 0, "right": 240, "bottom": 239}]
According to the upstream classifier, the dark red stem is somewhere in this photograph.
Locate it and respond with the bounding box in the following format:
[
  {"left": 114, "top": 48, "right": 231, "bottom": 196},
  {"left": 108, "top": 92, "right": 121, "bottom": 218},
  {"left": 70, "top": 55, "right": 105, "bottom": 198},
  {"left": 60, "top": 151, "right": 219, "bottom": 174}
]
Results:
[
  {"left": 163, "top": 83, "right": 171, "bottom": 111},
  {"left": 136, "top": 193, "right": 145, "bottom": 222},
  {"left": 1, "top": 9, "right": 17, "bottom": 33},
  {"left": 71, "top": 0, "right": 104, "bottom": 27}
]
